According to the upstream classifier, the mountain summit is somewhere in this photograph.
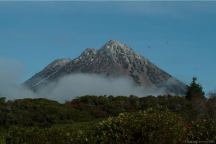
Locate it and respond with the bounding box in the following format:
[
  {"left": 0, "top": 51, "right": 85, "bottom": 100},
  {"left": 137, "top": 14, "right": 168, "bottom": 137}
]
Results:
[{"left": 24, "top": 40, "right": 186, "bottom": 95}]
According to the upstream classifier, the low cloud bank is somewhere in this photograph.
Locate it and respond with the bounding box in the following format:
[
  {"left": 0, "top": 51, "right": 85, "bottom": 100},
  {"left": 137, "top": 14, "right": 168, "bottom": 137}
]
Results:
[
  {"left": 37, "top": 74, "right": 166, "bottom": 102},
  {"left": 0, "top": 59, "right": 36, "bottom": 99},
  {"left": 0, "top": 59, "right": 166, "bottom": 102}
]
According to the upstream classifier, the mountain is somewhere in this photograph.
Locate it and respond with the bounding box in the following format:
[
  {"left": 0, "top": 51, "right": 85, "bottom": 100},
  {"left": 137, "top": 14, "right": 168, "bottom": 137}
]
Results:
[{"left": 24, "top": 40, "right": 186, "bottom": 95}]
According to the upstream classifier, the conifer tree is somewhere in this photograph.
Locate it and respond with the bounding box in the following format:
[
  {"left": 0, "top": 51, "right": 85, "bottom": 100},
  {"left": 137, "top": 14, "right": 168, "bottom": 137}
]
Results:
[{"left": 186, "top": 77, "right": 205, "bottom": 100}]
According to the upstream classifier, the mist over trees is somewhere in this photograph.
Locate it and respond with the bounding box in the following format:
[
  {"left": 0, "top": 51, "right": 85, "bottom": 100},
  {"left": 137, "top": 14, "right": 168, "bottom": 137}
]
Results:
[{"left": 0, "top": 77, "right": 215, "bottom": 143}]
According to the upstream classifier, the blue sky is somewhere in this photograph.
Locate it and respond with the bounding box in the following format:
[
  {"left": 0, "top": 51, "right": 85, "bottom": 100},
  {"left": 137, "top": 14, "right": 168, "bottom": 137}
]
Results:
[{"left": 0, "top": 1, "right": 215, "bottom": 93}]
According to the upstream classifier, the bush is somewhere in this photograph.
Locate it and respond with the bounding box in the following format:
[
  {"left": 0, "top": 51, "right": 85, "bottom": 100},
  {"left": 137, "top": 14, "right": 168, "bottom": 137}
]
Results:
[
  {"left": 6, "top": 122, "right": 97, "bottom": 144},
  {"left": 95, "top": 109, "right": 186, "bottom": 144},
  {"left": 187, "top": 119, "right": 216, "bottom": 141}
]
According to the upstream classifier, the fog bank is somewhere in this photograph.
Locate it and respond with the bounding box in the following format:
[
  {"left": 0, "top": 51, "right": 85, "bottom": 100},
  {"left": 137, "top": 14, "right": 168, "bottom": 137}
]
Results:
[
  {"left": 0, "top": 59, "right": 165, "bottom": 102},
  {"left": 37, "top": 74, "right": 165, "bottom": 102}
]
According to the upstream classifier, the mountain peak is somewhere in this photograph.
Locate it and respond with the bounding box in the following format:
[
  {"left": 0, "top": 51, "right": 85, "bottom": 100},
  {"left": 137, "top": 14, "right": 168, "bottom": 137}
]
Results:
[
  {"left": 103, "top": 40, "right": 129, "bottom": 50},
  {"left": 24, "top": 40, "right": 186, "bottom": 95},
  {"left": 99, "top": 40, "right": 134, "bottom": 57},
  {"left": 106, "top": 40, "right": 125, "bottom": 46}
]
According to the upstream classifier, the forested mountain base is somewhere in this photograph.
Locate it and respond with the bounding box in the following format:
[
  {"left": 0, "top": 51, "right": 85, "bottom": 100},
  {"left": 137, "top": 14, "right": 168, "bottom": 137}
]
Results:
[{"left": 0, "top": 95, "right": 216, "bottom": 144}]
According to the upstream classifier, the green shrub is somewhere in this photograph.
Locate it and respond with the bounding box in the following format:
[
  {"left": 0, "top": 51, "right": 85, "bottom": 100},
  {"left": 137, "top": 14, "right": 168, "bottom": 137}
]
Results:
[
  {"left": 6, "top": 122, "right": 97, "bottom": 144},
  {"left": 95, "top": 109, "right": 186, "bottom": 144},
  {"left": 187, "top": 119, "right": 216, "bottom": 141}
]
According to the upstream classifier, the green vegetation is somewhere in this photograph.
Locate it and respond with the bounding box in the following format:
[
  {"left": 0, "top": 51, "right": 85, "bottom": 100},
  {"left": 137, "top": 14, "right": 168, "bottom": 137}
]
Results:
[
  {"left": 6, "top": 122, "right": 97, "bottom": 144},
  {"left": 0, "top": 95, "right": 215, "bottom": 143},
  {"left": 186, "top": 77, "right": 205, "bottom": 101},
  {"left": 186, "top": 77, "right": 207, "bottom": 119},
  {"left": 96, "top": 109, "right": 186, "bottom": 144}
]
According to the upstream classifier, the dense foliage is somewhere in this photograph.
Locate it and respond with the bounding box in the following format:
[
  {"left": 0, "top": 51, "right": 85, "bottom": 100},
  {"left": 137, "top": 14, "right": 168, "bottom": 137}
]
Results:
[
  {"left": 0, "top": 93, "right": 216, "bottom": 143},
  {"left": 187, "top": 119, "right": 216, "bottom": 141},
  {"left": 6, "top": 122, "right": 97, "bottom": 144},
  {"left": 96, "top": 109, "right": 186, "bottom": 144},
  {"left": 0, "top": 98, "right": 94, "bottom": 128}
]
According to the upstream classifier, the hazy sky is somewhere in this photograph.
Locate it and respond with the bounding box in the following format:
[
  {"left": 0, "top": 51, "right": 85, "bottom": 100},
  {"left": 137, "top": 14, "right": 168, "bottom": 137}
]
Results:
[{"left": 0, "top": 1, "right": 215, "bottom": 92}]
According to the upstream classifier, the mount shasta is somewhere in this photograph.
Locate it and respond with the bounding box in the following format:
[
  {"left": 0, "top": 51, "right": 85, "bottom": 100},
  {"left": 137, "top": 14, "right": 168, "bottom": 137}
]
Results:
[{"left": 24, "top": 40, "right": 186, "bottom": 95}]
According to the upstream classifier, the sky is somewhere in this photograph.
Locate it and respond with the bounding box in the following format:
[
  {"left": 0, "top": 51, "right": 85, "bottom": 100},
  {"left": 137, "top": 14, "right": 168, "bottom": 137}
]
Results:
[{"left": 0, "top": 1, "right": 215, "bottom": 93}]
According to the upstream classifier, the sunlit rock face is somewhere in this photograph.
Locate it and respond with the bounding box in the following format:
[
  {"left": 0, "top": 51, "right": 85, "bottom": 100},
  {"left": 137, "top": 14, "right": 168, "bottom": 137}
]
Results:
[{"left": 24, "top": 40, "right": 186, "bottom": 95}]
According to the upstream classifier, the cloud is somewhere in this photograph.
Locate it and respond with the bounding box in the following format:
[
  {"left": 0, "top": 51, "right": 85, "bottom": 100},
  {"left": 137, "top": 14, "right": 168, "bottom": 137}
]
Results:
[
  {"left": 37, "top": 74, "right": 165, "bottom": 102},
  {"left": 0, "top": 58, "right": 36, "bottom": 99}
]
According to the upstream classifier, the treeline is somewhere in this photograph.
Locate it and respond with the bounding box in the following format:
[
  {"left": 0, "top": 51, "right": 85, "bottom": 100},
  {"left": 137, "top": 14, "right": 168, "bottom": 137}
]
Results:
[
  {"left": 0, "top": 94, "right": 215, "bottom": 128},
  {"left": 0, "top": 95, "right": 191, "bottom": 127},
  {"left": 0, "top": 95, "right": 215, "bottom": 143}
]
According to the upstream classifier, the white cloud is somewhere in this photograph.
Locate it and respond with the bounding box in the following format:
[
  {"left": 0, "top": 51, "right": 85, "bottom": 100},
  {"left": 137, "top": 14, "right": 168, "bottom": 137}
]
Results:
[
  {"left": 0, "top": 58, "right": 36, "bottom": 99},
  {"left": 37, "top": 74, "right": 165, "bottom": 102}
]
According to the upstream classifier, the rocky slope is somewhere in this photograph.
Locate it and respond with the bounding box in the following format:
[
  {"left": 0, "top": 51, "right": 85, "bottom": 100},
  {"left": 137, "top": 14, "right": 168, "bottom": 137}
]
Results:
[{"left": 24, "top": 40, "right": 186, "bottom": 95}]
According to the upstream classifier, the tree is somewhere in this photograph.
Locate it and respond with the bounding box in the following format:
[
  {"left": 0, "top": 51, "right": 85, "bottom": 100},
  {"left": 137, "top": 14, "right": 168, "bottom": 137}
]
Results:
[
  {"left": 186, "top": 77, "right": 207, "bottom": 119},
  {"left": 186, "top": 77, "right": 205, "bottom": 101}
]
